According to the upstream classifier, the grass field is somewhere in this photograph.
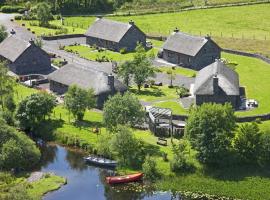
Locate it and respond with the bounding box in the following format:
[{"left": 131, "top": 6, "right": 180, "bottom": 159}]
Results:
[
  {"left": 153, "top": 101, "right": 188, "bottom": 115},
  {"left": 157, "top": 66, "right": 197, "bottom": 77},
  {"left": 64, "top": 45, "right": 158, "bottom": 62}
]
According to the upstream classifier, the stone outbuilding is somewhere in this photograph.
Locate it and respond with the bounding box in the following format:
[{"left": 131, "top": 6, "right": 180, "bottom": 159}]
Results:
[
  {"left": 0, "top": 36, "right": 51, "bottom": 75},
  {"left": 192, "top": 59, "right": 240, "bottom": 109},
  {"left": 161, "top": 29, "right": 221, "bottom": 70},
  {"left": 48, "top": 63, "right": 127, "bottom": 108},
  {"left": 85, "top": 18, "right": 146, "bottom": 52}
]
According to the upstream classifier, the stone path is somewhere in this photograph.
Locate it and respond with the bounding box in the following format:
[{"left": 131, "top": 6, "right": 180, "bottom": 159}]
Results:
[{"left": 27, "top": 171, "right": 45, "bottom": 183}]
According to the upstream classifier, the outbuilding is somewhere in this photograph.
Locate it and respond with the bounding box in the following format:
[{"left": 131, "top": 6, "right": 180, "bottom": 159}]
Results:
[
  {"left": 161, "top": 29, "right": 221, "bottom": 70},
  {"left": 0, "top": 36, "right": 51, "bottom": 75},
  {"left": 85, "top": 18, "right": 146, "bottom": 52}
]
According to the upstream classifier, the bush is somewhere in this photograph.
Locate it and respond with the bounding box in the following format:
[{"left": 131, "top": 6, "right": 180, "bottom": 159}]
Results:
[
  {"left": 120, "top": 48, "right": 127, "bottom": 54},
  {"left": 55, "top": 28, "right": 68, "bottom": 35},
  {"left": 14, "top": 15, "right": 22, "bottom": 20},
  {"left": 142, "top": 155, "right": 160, "bottom": 182},
  {"left": 1, "top": 6, "right": 25, "bottom": 13}
]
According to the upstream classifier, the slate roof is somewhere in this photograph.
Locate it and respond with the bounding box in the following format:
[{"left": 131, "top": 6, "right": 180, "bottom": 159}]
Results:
[
  {"left": 48, "top": 64, "right": 127, "bottom": 95},
  {"left": 162, "top": 31, "right": 211, "bottom": 56},
  {"left": 193, "top": 60, "right": 240, "bottom": 95},
  {"left": 85, "top": 18, "right": 132, "bottom": 43},
  {"left": 0, "top": 36, "right": 31, "bottom": 62}
]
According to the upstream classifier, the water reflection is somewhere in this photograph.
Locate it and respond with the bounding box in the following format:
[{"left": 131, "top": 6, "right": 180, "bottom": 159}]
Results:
[{"left": 39, "top": 144, "right": 181, "bottom": 200}]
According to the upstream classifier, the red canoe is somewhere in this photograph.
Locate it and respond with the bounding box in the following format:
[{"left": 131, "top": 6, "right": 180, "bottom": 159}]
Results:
[{"left": 106, "top": 173, "right": 143, "bottom": 184}]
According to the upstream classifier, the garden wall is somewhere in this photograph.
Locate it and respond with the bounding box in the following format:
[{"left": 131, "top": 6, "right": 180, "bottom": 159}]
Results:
[{"left": 41, "top": 34, "right": 85, "bottom": 41}]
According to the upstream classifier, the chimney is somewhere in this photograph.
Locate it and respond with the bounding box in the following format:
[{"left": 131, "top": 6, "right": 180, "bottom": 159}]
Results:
[
  {"left": 29, "top": 38, "right": 35, "bottom": 45},
  {"left": 213, "top": 75, "right": 219, "bottom": 94},
  {"left": 108, "top": 74, "right": 115, "bottom": 91},
  {"left": 129, "top": 20, "right": 135, "bottom": 26},
  {"left": 205, "top": 34, "right": 211, "bottom": 40},
  {"left": 174, "top": 27, "right": 179, "bottom": 33}
]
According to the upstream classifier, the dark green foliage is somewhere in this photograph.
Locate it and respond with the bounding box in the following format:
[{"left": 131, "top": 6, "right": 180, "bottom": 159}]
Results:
[
  {"left": 0, "top": 6, "right": 25, "bottom": 13},
  {"left": 103, "top": 92, "right": 145, "bottom": 131},
  {"left": 260, "top": 131, "right": 270, "bottom": 165},
  {"left": 142, "top": 155, "right": 159, "bottom": 181},
  {"left": 4, "top": 94, "right": 16, "bottom": 113},
  {"left": 64, "top": 85, "right": 96, "bottom": 121},
  {"left": 0, "top": 25, "right": 8, "bottom": 43},
  {"left": 96, "top": 132, "right": 113, "bottom": 158},
  {"left": 175, "top": 85, "right": 189, "bottom": 98},
  {"left": 170, "top": 140, "right": 195, "bottom": 173},
  {"left": 233, "top": 122, "right": 262, "bottom": 164},
  {"left": 110, "top": 126, "right": 145, "bottom": 167},
  {"left": 117, "top": 61, "right": 134, "bottom": 87},
  {"left": 36, "top": 2, "right": 53, "bottom": 27},
  {"left": 16, "top": 92, "right": 56, "bottom": 131},
  {"left": 185, "top": 103, "right": 236, "bottom": 166},
  {"left": 0, "top": 120, "right": 40, "bottom": 171}
]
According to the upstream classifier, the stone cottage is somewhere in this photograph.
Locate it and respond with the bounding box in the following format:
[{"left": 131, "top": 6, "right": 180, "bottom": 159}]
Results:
[
  {"left": 48, "top": 63, "right": 127, "bottom": 108},
  {"left": 161, "top": 29, "right": 221, "bottom": 70},
  {"left": 0, "top": 36, "right": 51, "bottom": 75},
  {"left": 192, "top": 59, "right": 240, "bottom": 109},
  {"left": 85, "top": 18, "right": 146, "bottom": 52}
]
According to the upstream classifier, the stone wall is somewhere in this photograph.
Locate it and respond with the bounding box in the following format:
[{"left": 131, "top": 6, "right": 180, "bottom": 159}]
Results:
[{"left": 41, "top": 34, "right": 85, "bottom": 41}]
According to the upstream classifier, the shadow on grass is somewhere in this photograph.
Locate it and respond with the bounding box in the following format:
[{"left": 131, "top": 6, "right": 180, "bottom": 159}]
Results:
[
  {"left": 143, "top": 142, "right": 164, "bottom": 157},
  {"left": 73, "top": 120, "right": 103, "bottom": 130},
  {"left": 129, "top": 87, "right": 165, "bottom": 98},
  {"left": 35, "top": 119, "right": 64, "bottom": 141},
  {"left": 204, "top": 164, "right": 270, "bottom": 181}
]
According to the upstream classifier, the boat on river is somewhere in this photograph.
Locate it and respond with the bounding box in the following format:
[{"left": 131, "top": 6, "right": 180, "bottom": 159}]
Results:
[
  {"left": 84, "top": 155, "right": 117, "bottom": 168},
  {"left": 106, "top": 173, "right": 143, "bottom": 184}
]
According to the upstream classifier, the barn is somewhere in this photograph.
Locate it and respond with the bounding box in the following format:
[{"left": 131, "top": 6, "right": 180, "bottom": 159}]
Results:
[
  {"left": 85, "top": 18, "right": 146, "bottom": 52},
  {"left": 161, "top": 29, "right": 221, "bottom": 70},
  {"left": 0, "top": 36, "right": 51, "bottom": 75}
]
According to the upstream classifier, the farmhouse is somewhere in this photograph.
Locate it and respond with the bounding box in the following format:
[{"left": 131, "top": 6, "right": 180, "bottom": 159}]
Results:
[
  {"left": 85, "top": 18, "right": 146, "bottom": 52},
  {"left": 0, "top": 36, "right": 51, "bottom": 75},
  {"left": 192, "top": 59, "right": 240, "bottom": 109},
  {"left": 48, "top": 64, "right": 127, "bottom": 108},
  {"left": 161, "top": 29, "right": 221, "bottom": 70}
]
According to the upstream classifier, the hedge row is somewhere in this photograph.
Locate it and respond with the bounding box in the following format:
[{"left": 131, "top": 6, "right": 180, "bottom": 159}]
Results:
[{"left": 0, "top": 5, "right": 25, "bottom": 13}]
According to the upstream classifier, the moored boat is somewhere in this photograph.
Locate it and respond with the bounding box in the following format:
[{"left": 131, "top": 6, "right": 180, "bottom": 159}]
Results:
[
  {"left": 84, "top": 155, "right": 117, "bottom": 168},
  {"left": 106, "top": 173, "right": 143, "bottom": 184}
]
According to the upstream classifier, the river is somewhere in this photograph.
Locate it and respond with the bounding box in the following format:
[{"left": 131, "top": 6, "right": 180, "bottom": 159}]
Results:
[{"left": 38, "top": 143, "right": 181, "bottom": 200}]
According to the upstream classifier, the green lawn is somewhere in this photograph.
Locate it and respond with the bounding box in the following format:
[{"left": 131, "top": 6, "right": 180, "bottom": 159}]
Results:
[
  {"left": 153, "top": 101, "right": 188, "bottom": 115},
  {"left": 28, "top": 174, "right": 66, "bottom": 200},
  {"left": 157, "top": 66, "right": 197, "bottom": 77},
  {"left": 64, "top": 45, "right": 157, "bottom": 62}
]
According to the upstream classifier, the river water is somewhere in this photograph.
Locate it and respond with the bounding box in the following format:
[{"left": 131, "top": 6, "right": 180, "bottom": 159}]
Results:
[{"left": 38, "top": 144, "right": 181, "bottom": 200}]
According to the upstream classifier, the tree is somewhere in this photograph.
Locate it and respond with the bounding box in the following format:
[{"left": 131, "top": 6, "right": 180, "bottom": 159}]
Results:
[
  {"left": 132, "top": 44, "right": 155, "bottom": 91},
  {"left": 16, "top": 92, "right": 56, "bottom": 131},
  {"left": 36, "top": 2, "right": 52, "bottom": 27},
  {"left": 96, "top": 133, "right": 113, "bottom": 158},
  {"left": 233, "top": 122, "right": 262, "bottom": 164},
  {"left": 142, "top": 155, "right": 159, "bottom": 182},
  {"left": 260, "top": 131, "right": 270, "bottom": 165},
  {"left": 167, "top": 69, "right": 176, "bottom": 87},
  {"left": 110, "top": 126, "right": 145, "bottom": 167},
  {"left": 0, "top": 25, "right": 7, "bottom": 43},
  {"left": 117, "top": 61, "right": 134, "bottom": 87},
  {"left": 185, "top": 103, "right": 236, "bottom": 166},
  {"left": 0, "top": 62, "right": 14, "bottom": 110},
  {"left": 64, "top": 85, "right": 96, "bottom": 121},
  {"left": 103, "top": 92, "right": 145, "bottom": 131}
]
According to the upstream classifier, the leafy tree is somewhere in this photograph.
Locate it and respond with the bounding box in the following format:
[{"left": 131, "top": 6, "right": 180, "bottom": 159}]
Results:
[
  {"left": 16, "top": 92, "right": 56, "bottom": 131},
  {"left": 0, "top": 62, "right": 14, "bottom": 110},
  {"left": 64, "top": 85, "right": 96, "bottom": 121},
  {"left": 260, "top": 130, "right": 270, "bottom": 165},
  {"left": 110, "top": 126, "right": 145, "bottom": 167},
  {"left": 4, "top": 94, "right": 16, "bottom": 113},
  {"left": 233, "top": 122, "right": 262, "bottom": 164},
  {"left": 117, "top": 61, "right": 134, "bottom": 87},
  {"left": 0, "top": 25, "right": 7, "bottom": 43},
  {"left": 175, "top": 85, "right": 189, "bottom": 98},
  {"left": 0, "top": 120, "right": 40, "bottom": 171},
  {"left": 103, "top": 92, "right": 145, "bottom": 131},
  {"left": 142, "top": 155, "right": 159, "bottom": 181},
  {"left": 170, "top": 140, "right": 195, "bottom": 173},
  {"left": 36, "top": 2, "right": 52, "bottom": 27},
  {"left": 185, "top": 103, "right": 236, "bottom": 166},
  {"left": 96, "top": 133, "right": 113, "bottom": 158},
  {"left": 132, "top": 44, "right": 155, "bottom": 91},
  {"left": 167, "top": 69, "right": 176, "bottom": 87}
]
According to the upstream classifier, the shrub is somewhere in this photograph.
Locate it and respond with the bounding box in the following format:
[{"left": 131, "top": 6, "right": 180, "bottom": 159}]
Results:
[
  {"left": 14, "top": 15, "right": 22, "bottom": 20},
  {"left": 120, "top": 47, "right": 127, "bottom": 54},
  {"left": 1, "top": 6, "right": 25, "bottom": 13},
  {"left": 55, "top": 28, "right": 68, "bottom": 35},
  {"left": 142, "top": 155, "right": 160, "bottom": 182}
]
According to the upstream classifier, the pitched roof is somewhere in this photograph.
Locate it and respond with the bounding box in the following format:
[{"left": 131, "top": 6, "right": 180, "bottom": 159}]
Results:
[
  {"left": 193, "top": 60, "right": 240, "bottom": 95},
  {"left": 48, "top": 64, "right": 127, "bottom": 95},
  {"left": 162, "top": 31, "right": 210, "bottom": 56},
  {"left": 85, "top": 18, "right": 132, "bottom": 42},
  {"left": 0, "top": 36, "right": 31, "bottom": 62}
]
